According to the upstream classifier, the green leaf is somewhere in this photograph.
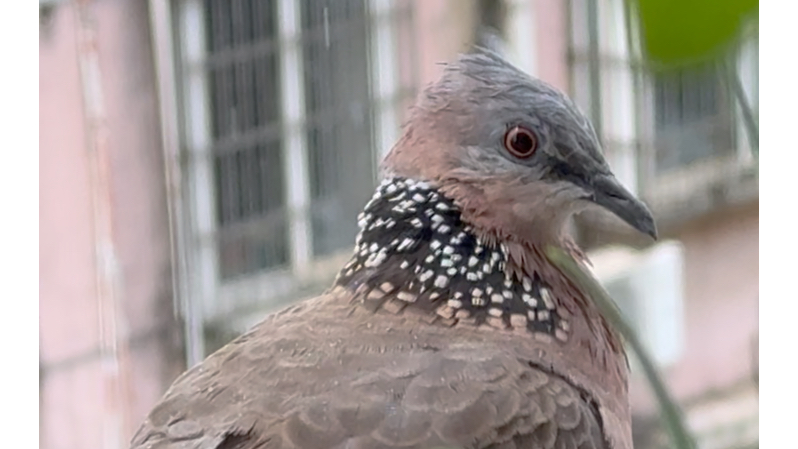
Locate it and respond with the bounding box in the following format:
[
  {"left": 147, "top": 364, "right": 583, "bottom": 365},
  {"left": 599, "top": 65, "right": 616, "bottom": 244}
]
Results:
[{"left": 629, "top": 0, "right": 758, "bottom": 68}]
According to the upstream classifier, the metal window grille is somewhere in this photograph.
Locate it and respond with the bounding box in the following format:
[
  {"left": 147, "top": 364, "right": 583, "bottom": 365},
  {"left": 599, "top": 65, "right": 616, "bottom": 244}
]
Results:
[
  {"left": 204, "top": 0, "right": 382, "bottom": 280},
  {"left": 176, "top": 0, "right": 417, "bottom": 326},
  {"left": 568, "top": 0, "right": 642, "bottom": 195},
  {"left": 652, "top": 62, "right": 735, "bottom": 174}
]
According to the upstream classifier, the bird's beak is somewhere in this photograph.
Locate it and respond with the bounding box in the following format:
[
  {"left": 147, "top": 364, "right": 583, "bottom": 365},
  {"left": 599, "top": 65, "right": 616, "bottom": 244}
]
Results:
[{"left": 589, "top": 174, "right": 658, "bottom": 239}]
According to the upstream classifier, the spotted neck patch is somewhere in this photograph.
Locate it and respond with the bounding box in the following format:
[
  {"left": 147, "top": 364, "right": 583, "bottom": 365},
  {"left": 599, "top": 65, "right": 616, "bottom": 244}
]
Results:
[{"left": 334, "top": 177, "right": 570, "bottom": 340}]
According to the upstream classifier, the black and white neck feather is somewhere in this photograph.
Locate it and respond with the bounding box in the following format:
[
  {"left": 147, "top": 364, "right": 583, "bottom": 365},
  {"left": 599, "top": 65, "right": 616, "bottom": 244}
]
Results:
[{"left": 334, "top": 177, "right": 570, "bottom": 340}]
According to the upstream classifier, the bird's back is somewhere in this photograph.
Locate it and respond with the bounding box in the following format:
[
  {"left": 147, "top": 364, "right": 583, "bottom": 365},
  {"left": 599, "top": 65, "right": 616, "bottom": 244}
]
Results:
[{"left": 131, "top": 289, "right": 607, "bottom": 449}]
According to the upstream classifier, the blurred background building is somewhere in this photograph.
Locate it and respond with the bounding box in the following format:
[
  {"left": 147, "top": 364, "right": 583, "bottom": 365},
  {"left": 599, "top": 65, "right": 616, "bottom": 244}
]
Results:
[{"left": 39, "top": 0, "right": 758, "bottom": 448}]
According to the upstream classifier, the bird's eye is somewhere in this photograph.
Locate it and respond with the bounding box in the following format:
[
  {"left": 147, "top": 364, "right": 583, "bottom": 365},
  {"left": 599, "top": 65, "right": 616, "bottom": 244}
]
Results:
[{"left": 504, "top": 126, "right": 538, "bottom": 158}]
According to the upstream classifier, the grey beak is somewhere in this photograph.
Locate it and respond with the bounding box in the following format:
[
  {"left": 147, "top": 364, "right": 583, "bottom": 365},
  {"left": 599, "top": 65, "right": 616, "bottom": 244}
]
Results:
[{"left": 590, "top": 174, "right": 658, "bottom": 239}]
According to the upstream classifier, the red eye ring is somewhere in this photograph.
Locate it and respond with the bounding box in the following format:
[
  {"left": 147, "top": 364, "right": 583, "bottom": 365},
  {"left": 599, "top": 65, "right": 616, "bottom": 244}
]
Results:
[{"left": 504, "top": 126, "right": 538, "bottom": 159}]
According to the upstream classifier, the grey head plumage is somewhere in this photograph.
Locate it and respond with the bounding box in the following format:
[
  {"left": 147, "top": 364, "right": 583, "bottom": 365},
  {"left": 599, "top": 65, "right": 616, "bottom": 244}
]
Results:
[{"left": 384, "top": 49, "right": 657, "bottom": 244}]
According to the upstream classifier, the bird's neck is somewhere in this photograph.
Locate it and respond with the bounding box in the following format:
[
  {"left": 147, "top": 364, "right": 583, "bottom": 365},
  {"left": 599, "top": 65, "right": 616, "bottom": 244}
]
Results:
[{"left": 334, "top": 177, "right": 621, "bottom": 352}]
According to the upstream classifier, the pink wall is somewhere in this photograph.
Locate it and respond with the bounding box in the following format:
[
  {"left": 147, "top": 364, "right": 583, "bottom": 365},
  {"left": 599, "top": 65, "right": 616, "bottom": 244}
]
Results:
[
  {"left": 533, "top": 0, "right": 570, "bottom": 92},
  {"left": 411, "top": 0, "right": 476, "bottom": 85},
  {"left": 410, "top": 0, "right": 571, "bottom": 91},
  {"left": 39, "top": 2, "right": 182, "bottom": 449},
  {"left": 629, "top": 203, "right": 760, "bottom": 413},
  {"left": 40, "top": 6, "right": 105, "bottom": 447}
]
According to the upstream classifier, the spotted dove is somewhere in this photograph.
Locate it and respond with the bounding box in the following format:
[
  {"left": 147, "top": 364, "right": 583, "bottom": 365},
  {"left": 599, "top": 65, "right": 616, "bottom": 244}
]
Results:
[{"left": 131, "top": 50, "right": 657, "bottom": 449}]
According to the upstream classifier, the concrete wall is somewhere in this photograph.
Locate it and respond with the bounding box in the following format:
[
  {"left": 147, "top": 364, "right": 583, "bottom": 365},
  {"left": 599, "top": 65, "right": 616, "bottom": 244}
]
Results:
[
  {"left": 413, "top": 0, "right": 477, "bottom": 84},
  {"left": 532, "top": 0, "right": 570, "bottom": 91},
  {"left": 39, "top": 2, "right": 183, "bottom": 448},
  {"left": 408, "top": 0, "right": 570, "bottom": 93}
]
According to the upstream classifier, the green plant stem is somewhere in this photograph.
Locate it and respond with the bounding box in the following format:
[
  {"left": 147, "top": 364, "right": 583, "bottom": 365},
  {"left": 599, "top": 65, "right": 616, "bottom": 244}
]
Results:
[{"left": 545, "top": 246, "right": 697, "bottom": 449}]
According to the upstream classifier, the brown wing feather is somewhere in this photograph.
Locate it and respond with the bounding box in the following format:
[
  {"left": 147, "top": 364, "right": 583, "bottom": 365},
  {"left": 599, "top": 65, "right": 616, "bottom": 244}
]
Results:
[{"left": 131, "top": 296, "right": 609, "bottom": 449}]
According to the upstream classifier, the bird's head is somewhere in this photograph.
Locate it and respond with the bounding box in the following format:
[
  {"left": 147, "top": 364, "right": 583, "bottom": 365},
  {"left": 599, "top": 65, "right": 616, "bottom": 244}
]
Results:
[{"left": 383, "top": 50, "right": 656, "bottom": 246}]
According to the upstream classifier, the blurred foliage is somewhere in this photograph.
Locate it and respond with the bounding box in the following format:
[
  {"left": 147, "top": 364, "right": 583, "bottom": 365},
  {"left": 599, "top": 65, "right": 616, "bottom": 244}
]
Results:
[{"left": 629, "top": 0, "right": 758, "bottom": 69}]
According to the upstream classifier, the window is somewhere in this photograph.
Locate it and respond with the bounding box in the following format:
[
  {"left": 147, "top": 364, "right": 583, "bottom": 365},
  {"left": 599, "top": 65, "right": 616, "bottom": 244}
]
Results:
[
  {"left": 176, "top": 0, "right": 416, "bottom": 321},
  {"left": 567, "top": 0, "right": 758, "bottom": 230},
  {"left": 568, "top": 0, "right": 640, "bottom": 194},
  {"left": 652, "top": 62, "right": 735, "bottom": 174},
  {"left": 202, "top": 0, "right": 378, "bottom": 279}
]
